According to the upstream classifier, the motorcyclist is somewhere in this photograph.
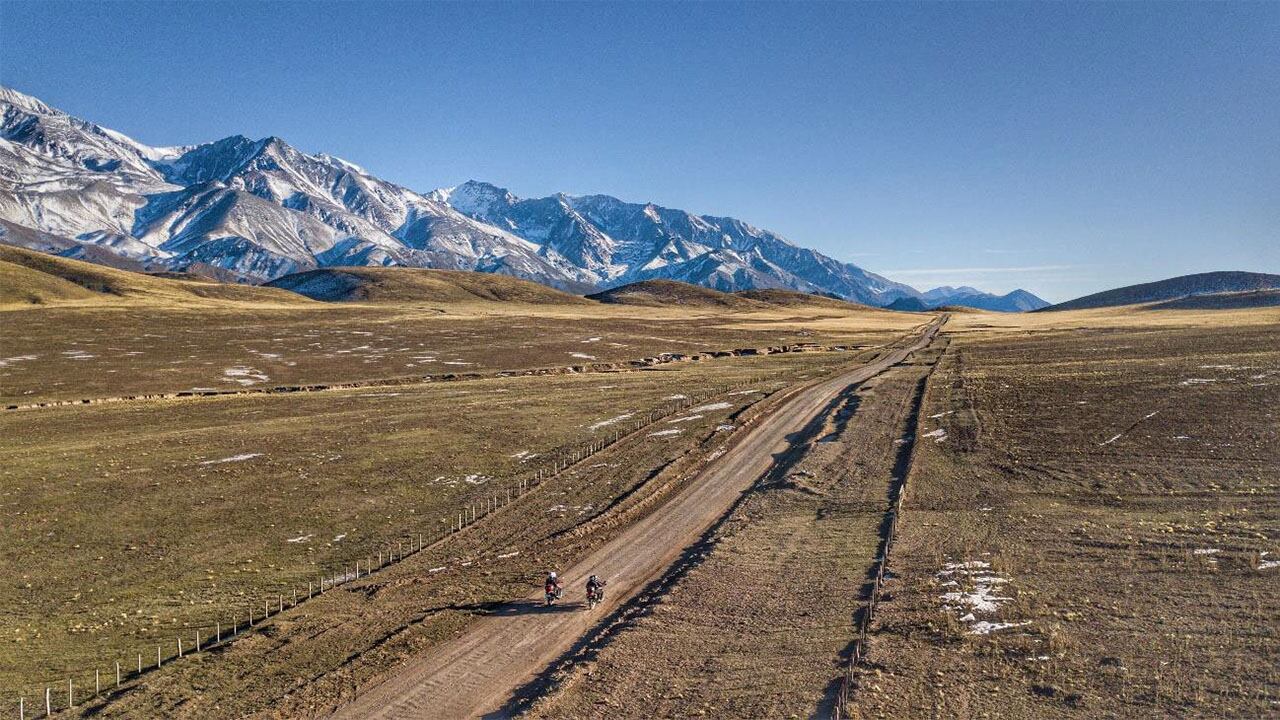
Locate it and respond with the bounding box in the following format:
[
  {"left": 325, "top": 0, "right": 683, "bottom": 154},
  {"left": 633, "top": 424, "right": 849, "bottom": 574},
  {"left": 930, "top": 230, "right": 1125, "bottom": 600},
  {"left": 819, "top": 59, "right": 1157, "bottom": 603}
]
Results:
[
  {"left": 544, "top": 571, "right": 562, "bottom": 603},
  {"left": 585, "top": 574, "right": 606, "bottom": 603}
]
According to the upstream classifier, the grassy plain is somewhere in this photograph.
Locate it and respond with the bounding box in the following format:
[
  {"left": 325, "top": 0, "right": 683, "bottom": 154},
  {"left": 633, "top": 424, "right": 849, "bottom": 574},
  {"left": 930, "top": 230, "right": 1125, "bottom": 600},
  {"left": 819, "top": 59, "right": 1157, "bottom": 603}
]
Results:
[{"left": 850, "top": 307, "right": 1280, "bottom": 718}]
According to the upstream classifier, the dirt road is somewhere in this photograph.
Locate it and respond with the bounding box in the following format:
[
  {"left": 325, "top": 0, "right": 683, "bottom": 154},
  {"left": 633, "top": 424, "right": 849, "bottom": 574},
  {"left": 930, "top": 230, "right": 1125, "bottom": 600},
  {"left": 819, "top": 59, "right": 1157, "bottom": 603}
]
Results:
[{"left": 329, "top": 319, "right": 944, "bottom": 720}]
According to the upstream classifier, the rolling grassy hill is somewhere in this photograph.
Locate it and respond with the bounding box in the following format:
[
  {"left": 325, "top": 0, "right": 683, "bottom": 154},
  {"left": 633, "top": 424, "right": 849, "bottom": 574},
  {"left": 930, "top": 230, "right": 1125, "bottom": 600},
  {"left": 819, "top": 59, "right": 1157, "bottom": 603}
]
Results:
[
  {"left": 1044, "top": 271, "right": 1280, "bottom": 311},
  {"left": 265, "top": 266, "right": 593, "bottom": 304},
  {"left": 587, "top": 280, "right": 768, "bottom": 309},
  {"left": 733, "top": 288, "right": 869, "bottom": 309},
  {"left": 0, "top": 245, "right": 308, "bottom": 307},
  {"left": 1146, "top": 288, "right": 1280, "bottom": 310}
]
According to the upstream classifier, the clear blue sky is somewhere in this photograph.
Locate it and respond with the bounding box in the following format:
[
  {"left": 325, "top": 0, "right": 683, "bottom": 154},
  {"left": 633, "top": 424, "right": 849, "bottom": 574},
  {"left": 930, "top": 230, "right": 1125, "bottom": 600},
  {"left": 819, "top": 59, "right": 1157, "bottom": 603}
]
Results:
[{"left": 2, "top": 1, "right": 1277, "bottom": 301}]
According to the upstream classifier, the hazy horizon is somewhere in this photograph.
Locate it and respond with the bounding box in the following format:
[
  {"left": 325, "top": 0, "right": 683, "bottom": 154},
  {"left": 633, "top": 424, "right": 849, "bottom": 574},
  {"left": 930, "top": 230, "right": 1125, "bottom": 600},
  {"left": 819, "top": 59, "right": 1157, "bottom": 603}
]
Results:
[{"left": 3, "top": 1, "right": 1276, "bottom": 302}]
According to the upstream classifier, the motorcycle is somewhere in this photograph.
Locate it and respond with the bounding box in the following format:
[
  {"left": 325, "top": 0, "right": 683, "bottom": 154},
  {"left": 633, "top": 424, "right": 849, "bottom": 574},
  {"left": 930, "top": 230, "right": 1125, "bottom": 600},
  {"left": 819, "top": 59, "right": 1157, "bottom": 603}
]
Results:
[
  {"left": 586, "top": 581, "right": 607, "bottom": 610},
  {"left": 544, "top": 586, "right": 563, "bottom": 606}
]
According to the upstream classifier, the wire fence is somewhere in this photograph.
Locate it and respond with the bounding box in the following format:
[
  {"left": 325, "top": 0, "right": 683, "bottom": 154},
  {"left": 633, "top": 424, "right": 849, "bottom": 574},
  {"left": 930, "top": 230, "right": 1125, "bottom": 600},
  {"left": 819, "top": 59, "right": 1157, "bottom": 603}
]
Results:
[{"left": 831, "top": 340, "right": 943, "bottom": 720}]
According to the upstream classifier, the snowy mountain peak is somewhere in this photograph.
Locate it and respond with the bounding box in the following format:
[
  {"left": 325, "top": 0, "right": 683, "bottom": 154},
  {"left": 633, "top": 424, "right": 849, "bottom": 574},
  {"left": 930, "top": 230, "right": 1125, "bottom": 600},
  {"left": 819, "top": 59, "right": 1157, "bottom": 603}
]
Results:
[
  {"left": 0, "top": 86, "right": 59, "bottom": 116},
  {"left": 445, "top": 180, "right": 519, "bottom": 217}
]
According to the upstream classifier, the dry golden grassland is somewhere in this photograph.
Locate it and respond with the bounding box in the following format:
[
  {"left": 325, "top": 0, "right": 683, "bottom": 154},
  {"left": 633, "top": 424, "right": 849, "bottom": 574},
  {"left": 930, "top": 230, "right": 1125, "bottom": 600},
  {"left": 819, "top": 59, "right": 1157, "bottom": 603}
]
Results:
[
  {"left": 851, "top": 308, "right": 1280, "bottom": 718},
  {"left": 0, "top": 350, "right": 864, "bottom": 698},
  {"left": 0, "top": 303, "right": 916, "bottom": 406},
  {"left": 48, "top": 346, "right": 901, "bottom": 720},
  {"left": 0, "top": 263, "right": 923, "bottom": 715}
]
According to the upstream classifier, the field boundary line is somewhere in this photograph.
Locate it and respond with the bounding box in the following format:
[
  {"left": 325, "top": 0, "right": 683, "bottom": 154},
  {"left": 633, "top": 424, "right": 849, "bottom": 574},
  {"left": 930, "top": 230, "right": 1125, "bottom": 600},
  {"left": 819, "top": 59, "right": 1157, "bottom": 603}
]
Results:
[{"left": 830, "top": 329, "right": 948, "bottom": 720}]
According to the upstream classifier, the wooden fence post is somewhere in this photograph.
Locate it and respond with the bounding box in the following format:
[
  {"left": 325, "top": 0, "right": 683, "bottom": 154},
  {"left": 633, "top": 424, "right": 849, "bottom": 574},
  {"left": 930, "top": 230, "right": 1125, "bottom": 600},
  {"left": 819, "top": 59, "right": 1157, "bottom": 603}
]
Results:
[
  {"left": 156, "top": 645, "right": 161, "bottom": 668},
  {"left": 116, "top": 660, "right": 121, "bottom": 688},
  {"left": 45, "top": 688, "right": 50, "bottom": 718},
  {"left": 216, "top": 622, "right": 221, "bottom": 643},
  {"left": 178, "top": 637, "right": 183, "bottom": 658},
  {"left": 137, "top": 654, "right": 142, "bottom": 674},
  {"left": 96, "top": 668, "right": 100, "bottom": 695},
  {"left": 68, "top": 678, "right": 73, "bottom": 708}
]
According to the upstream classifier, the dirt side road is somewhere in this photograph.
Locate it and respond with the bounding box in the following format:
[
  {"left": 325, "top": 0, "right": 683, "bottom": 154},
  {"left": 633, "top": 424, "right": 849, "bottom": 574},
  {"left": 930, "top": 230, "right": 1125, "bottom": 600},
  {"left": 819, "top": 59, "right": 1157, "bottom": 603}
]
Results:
[{"left": 329, "top": 319, "right": 944, "bottom": 720}]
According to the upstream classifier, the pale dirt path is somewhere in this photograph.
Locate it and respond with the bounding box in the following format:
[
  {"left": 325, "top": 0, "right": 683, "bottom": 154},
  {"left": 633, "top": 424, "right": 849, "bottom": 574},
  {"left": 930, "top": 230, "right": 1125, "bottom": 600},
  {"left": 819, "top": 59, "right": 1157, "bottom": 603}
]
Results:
[{"left": 328, "top": 320, "right": 944, "bottom": 720}]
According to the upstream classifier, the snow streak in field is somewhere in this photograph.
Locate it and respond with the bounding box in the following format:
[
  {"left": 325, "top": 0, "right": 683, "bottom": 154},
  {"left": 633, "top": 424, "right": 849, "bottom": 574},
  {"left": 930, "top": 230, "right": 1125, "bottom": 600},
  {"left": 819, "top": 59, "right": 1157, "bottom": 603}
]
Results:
[
  {"left": 688, "top": 401, "right": 732, "bottom": 412},
  {"left": 588, "top": 413, "right": 634, "bottom": 431},
  {"left": 224, "top": 366, "right": 269, "bottom": 385},
  {"left": 200, "top": 452, "right": 263, "bottom": 465},
  {"left": 0, "top": 355, "right": 38, "bottom": 368}
]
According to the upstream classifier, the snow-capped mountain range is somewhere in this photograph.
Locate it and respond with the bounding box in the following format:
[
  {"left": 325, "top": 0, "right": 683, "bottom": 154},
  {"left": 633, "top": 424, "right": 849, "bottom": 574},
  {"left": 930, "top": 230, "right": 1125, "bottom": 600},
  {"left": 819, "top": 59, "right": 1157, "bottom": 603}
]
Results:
[{"left": 0, "top": 86, "right": 1046, "bottom": 309}]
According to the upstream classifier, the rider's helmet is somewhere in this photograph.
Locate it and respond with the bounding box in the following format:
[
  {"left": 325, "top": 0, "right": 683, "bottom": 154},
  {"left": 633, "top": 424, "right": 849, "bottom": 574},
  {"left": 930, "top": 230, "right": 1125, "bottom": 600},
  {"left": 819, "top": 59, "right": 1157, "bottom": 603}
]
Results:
[
  {"left": 549, "top": 571, "right": 558, "bottom": 580},
  {"left": 588, "top": 574, "right": 598, "bottom": 583}
]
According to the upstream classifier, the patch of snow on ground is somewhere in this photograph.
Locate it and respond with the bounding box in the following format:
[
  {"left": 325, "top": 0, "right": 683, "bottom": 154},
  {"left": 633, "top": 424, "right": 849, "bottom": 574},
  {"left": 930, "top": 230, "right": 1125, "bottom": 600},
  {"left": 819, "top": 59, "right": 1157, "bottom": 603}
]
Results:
[
  {"left": 648, "top": 429, "right": 682, "bottom": 437},
  {"left": 1258, "top": 552, "right": 1279, "bottom": 570},
  {"left": 62, "top": 350, "right": 95, "bottom": 360},
  {"left": 688, "top": 401, "right": 732, "bottom": 412},
  {"left": 582, "top": 337, "right": 602, "bottom": 343},
  {"left": 332, "top": 533, "right": 347, "bottom": 542},
  {"left": 728, "top": 389, "right": 762, "bottom": 396},
  {"left": 224, "top": 366, "right": 269, "bottom": 385},
  {"left": 463, "top": 474, "right": 491, "bottom": 485},
  {"left": 588, "top": 413, "right": 634, "bottom": 431},
  {"left": 1180, "top": 378, "right": 1216, "bottom": 386},
  {"left": 668, "top": 414, "right": 704, "bottom": 424},
  {"left": 200, "top": 453, "right": 263, "bottom": 465},
  {"left": 970, "top": 621, "right": 1031, "bottom": 635},
  {"left": 665, "top": 394, "right": 688, "bottom": 400},
  {"left": 922, "top": 428, "right": 948, "bottom": 442},
  {"left": 929, "top": 411, "right": 955, "bottom": 418},
  {"left": 497, "top": 550, "right": 520, "bottom": 559},
  {"left": 715, "top": 424, "right": 735, "bottom": 432},
  {"left": 286, "top": 534, "right": 314, "bottom": 543},
  {"left": 570, "top": 352, "right": 597, "bottom": 360},
  {"left": 510, "top": 450, "right": 538, "bottom": 461},
  {"left": 1193, "top": 548, "right": 1220, "bottom": 555},
  {"left": 0, "top": 355, "right": 38, "bottom": 368},
  {"left": 938, "top": 559, "right": 1025, "bottom": 635}
]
